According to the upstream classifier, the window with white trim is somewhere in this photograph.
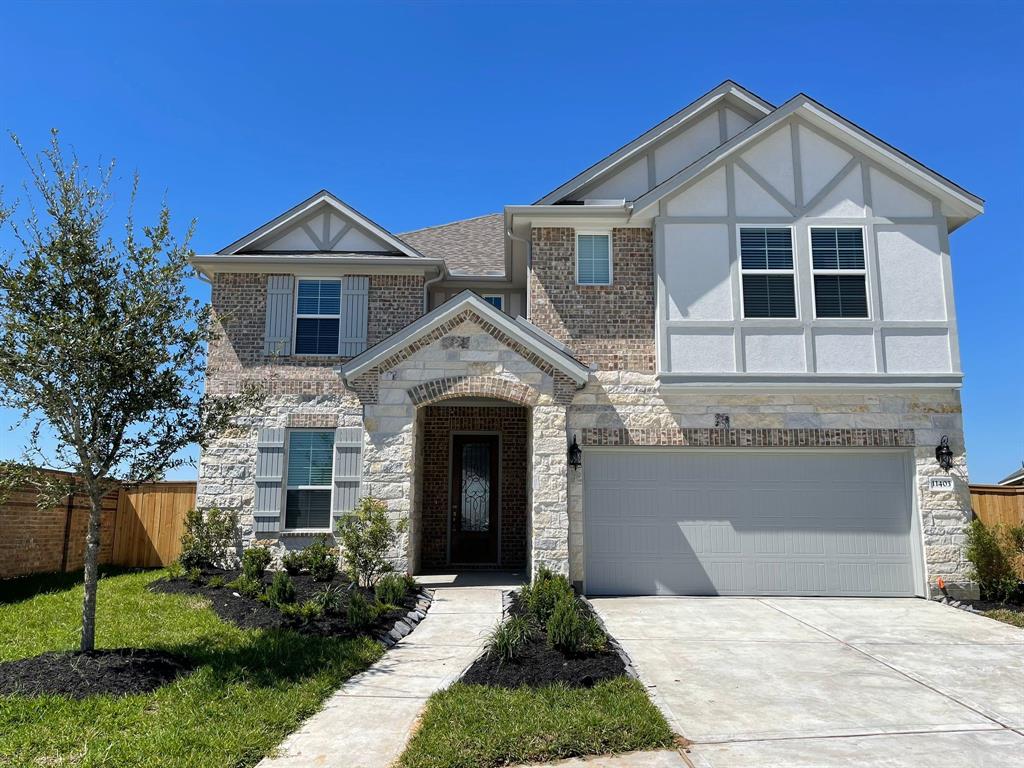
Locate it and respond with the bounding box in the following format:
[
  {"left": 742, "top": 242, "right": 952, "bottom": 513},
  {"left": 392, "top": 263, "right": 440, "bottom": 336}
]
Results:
[
  {"left": 295, "top": 279, "right": 341, "bottom": 355},
  {"left": 811, "top": 228, "right": 868, "bottom": 318},
  {"left": 284, "top": 431, "right": 334, "bottom": 529},
  {"left": 576, "top": 233, "right": 612, "bottom": 285},
  {"left": 482, "top": 294, "right": 504, "bottom": 311},
  {"left": 740, "top": 228, "right": 796, "bottom": 318}
]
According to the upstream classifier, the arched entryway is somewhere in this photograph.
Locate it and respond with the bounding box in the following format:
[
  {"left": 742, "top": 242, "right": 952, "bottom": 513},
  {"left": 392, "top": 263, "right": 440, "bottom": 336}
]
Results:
[{"left": 414, "top": 398, "right": 531, "bottom": 572}]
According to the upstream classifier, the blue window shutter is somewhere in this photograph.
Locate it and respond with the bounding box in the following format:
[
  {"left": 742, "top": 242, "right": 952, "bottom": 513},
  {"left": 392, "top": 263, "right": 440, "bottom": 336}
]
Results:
[
  {"left": 263, "top": 276, "right": 294, "bottom": 356},
  {"left": 332, "top": 426, "right": 363, "bottom": 525},
  {"left": 254, "top": 428, "right": 285, "bottom": 533},
  {"left": 339, "top": 277, "right": 369, "bottom": 356}
]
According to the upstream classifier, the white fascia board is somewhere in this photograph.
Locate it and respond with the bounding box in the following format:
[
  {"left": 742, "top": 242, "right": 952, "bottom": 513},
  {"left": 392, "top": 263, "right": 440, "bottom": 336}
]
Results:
[
  {"left": 190, "top": 254, "right": 446, "bottom": 279},
  {"left": 505, "top": 203, "right": 639, "bottom": 231},
  {"left": 633, "top": 96, "right": 984, "bottom": 222},
  {"left": 340, "top": 290, "right": 590, "bottom": 383},
  {"left": 534, "top": 81, "right": 774, "bottom": 205},
  {"left": 218, "top": 190, "right": 429, "bottom": 259}
]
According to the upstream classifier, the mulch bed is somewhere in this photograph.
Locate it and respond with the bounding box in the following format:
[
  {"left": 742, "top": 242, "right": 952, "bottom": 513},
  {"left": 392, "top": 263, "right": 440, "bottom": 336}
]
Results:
[
  {"left": 150, "top": 568, "right": 420, "bottom": 638},
  {"left": 461, "top": 593, "right": 626, "bottom": 689},
  {"left": 0, "top": 648, "right": 195, "bottom": 699}
]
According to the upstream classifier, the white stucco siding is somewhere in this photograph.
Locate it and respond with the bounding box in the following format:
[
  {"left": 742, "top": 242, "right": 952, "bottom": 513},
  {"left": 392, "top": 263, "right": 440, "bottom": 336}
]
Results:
[
  {"left": 656, "top": 116, "right": 959, "bottom": 380},
  {"left": 653, "top": 112, "right": 721, "bottom": 185},
  {"left": 876, "top": 226, "right": 947, "bottom": 322},
  {"left": 724, "top": 108, "right": 752, "bottom": 139},
  {"left": 580, "top": 157, "right": 649, "bottom": 201},
  {"left": 663, "top": 223, "right": 732, "bottom": 321}
]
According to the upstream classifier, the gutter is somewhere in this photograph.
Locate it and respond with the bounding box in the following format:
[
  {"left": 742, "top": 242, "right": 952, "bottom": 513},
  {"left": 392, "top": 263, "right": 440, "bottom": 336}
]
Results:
[
  {"left": 421, "top": 264, "right": 447, "bottom": 314},
  {"left": 189, "top": 254, "right": 448, "bottom": 279}
]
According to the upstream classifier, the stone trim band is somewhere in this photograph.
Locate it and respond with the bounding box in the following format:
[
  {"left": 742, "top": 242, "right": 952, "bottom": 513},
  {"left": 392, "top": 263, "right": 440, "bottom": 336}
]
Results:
[{"left": 580, "top": 427, "right": 916, "bottom": 448}]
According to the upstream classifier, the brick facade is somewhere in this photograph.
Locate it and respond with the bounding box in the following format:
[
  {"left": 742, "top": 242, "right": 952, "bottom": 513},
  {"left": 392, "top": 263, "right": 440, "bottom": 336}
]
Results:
[
  {"left": 529, "top": 227, "right": 655, "bottom": 372},
  {"left": 418, "top": 405, "right": 529, "bottom": 570},
  {"left": 206, "top": 272, "right": 425, "bottom": 396}
]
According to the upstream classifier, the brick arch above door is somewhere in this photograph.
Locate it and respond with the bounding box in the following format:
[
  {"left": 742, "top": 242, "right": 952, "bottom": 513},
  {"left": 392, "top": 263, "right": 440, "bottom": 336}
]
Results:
[{"left": 407, "top": 375, "right": 541, "bottom": 408}]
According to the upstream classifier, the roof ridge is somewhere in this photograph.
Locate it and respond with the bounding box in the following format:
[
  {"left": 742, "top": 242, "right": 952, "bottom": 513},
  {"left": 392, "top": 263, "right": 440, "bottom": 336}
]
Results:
[{"left": 397, "top": 211, "right": 502, "bottom": 236}]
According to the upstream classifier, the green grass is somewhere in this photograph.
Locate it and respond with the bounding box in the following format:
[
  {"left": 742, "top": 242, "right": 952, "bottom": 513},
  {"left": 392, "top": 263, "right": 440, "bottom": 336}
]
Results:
[
  {"left": 982, "top": 607, "right": 1024, "bottom": 628},
  {"left": 397, "top": 678, "right": 675, "bottom": 768},
  {"left": 0, "top": 568, "right": 382, "bottom": 768}
]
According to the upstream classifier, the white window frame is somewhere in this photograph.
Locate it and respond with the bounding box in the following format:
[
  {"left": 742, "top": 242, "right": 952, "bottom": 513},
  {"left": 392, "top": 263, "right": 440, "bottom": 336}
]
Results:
[
  {"left": 737, "top": 225, "right": 799, "bottom": 320},
  {"left": 293, "top": 277, "right": 343, "bottom": 357},
  {"left": 481, "top": 294, "right": 504, "bottom": 311},
  {"left": 282, "top": 428, "right": 335, "bottom": 532},
  {"left": 575, "top": 231, "right": 613, "bottom": 286},
  {"left": 808, "top": 226, "right": 871, "bottom": 320}
]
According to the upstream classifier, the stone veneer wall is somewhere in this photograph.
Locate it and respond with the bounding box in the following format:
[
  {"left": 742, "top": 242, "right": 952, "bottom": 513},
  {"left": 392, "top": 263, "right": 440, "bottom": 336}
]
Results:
[
  {"left": 529, "top": 227, "right": 656, "bottom": 372},
  {"left": 419, "top": 405, "right": 529, "bottom": 570},
  {"left": 565, "top": 372, "right": 975, "bottom": 598},
  {"left": 206, "top": 272, "right": 425, "bottom": 396}
]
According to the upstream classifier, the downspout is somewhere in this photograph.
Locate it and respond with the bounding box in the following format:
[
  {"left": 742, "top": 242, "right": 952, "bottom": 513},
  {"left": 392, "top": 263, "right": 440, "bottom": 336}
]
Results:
[
  {"left": 506, "top": 223, "right": 531, "bottom": 320},
  {"left": 422, "top": 265, "right": 446, "bottom": 314}
]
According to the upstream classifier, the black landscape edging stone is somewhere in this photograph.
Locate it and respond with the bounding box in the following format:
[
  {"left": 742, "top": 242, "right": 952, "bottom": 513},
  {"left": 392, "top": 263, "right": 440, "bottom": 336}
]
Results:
[{"left": 0, "top": 648, "right": 195, "bottom": 699}]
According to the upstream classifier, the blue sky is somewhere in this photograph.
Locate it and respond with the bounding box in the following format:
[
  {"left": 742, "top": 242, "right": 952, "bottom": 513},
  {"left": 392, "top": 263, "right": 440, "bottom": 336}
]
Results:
[{"left": 0, "top": 0, "right": 1021, "bottom": 482}]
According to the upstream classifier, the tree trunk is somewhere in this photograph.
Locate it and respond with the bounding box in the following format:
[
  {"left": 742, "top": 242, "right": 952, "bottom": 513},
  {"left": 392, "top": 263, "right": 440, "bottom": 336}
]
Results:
[{"left": 80, "top": 487, "right": 103, "bottom": 653}]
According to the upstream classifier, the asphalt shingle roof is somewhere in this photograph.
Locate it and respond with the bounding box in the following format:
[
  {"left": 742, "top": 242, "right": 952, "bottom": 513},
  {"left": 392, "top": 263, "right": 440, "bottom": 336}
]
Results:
[{"left": 398, "top": 213, "right": 505, "bottom": 277}]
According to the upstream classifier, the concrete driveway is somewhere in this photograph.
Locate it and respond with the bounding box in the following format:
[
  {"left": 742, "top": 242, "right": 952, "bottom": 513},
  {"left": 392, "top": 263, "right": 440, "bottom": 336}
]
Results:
[{"left": 590, "top": 597, "right": 1024, "bottom": 767}]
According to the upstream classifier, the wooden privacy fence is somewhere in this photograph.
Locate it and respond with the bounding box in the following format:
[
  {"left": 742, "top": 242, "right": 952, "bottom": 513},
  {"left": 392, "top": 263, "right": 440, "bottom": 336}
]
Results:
[
  {"left": 970, "top": 484, "right": 1024, "bottom": 528},
  {"left": 0, "top": 473, "right": 196, "bottom": 580},
  {"left": 110, "top": 482, "right": 197, "bottom": 568}
]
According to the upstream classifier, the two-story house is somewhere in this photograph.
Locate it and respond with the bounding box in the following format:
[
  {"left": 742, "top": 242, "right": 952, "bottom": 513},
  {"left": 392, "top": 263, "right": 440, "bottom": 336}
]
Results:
[{"left": 193, "top": 81, "right": 983, "bottom": 599}]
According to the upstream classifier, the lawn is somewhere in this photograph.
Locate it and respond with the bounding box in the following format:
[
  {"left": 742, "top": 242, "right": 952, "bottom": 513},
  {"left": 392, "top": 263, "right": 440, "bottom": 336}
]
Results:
[
  {"left": 398, "top": 678, "right": 675, "bottom": 768},
  {"left": 982, "top": 607, "right": 1024, "bottom": 628},
  {"left": 0, "top": 568, "right": 382, "bottom": 768}
]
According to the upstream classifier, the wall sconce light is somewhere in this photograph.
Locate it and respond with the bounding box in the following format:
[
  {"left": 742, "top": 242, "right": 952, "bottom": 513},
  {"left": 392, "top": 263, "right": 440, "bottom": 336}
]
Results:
[
  {"left": 935, "top": 435, "right": 954, "bottom": 472},
  {"left": 568, "top": 434, "right": 582, "bottom": 470}
]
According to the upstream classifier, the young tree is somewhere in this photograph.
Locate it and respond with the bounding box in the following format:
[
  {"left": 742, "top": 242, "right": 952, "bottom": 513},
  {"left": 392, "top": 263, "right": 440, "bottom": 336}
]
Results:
[{"left": 0, "top": 131, "right": 261, "bottom": 652}]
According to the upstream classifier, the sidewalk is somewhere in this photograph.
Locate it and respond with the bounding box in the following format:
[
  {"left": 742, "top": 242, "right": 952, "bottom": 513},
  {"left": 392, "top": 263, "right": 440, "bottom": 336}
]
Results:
[{"left": 257, "top": 574, "right": 517, "bottom": 768}]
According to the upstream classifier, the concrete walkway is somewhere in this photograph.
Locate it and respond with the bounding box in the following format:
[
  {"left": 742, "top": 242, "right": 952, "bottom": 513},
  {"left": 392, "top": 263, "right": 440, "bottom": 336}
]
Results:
[
  {"left": 257, "top": 574, "right": 516, "bottom": 768},
  {"left": 592, "top": 597, "right": 1024, "bottom": 768}
]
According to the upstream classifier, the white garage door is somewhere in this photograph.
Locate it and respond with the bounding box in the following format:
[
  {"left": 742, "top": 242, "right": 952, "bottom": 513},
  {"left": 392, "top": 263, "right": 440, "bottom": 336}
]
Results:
[{"left": 584, "top": 449, "right": 921, "bottom": 597}]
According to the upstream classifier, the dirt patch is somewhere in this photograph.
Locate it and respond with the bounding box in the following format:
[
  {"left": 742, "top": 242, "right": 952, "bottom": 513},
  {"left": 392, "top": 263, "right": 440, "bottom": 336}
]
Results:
[
  {"left": 150, "top": 569, "right": 422, "bottom": 639},
  {"left": 0, "top": 649, "right": 194, "bottom": 699},
  {"left": 461, "top": 592, "right": 626, "bottom": 688}
]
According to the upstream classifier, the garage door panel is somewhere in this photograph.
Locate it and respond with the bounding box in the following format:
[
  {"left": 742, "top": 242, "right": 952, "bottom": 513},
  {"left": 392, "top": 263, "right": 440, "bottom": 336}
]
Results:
[{"left": 585, "top": 450, "right": 918, "bottom": 597}]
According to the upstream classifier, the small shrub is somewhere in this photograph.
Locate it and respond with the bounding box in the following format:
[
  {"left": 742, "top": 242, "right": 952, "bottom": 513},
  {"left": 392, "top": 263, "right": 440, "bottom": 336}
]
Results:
[
  {"left": 165, "top": 561, "right": 184, "bottom": 580},
  {"left": 965, "top": 519, "right": 1023, "bottom": 602},
  {"left": 304, "top": 534, "right": 339, "bottom": 582},
  {"left": 375, "top": 573, "right": 408, "bottom": 605},
  {"left": 582, "top": 614, "right": 608, "bottom": 651},
  {"left": 241, "top": 545, "right": 272, "bottom": 581},
  {"left": 312, "top": 584, "right": 348, "bottom": 615},
  {"left": 179, "top": 507, "right": 238, "bottom": 570},
  {"left": 280, "top": 599, "right": 323, "bottom": 623},
  {"left": 346, "top": 590, "right": 376, "bottom": 630},
  {"left": 228, "top": 574, "right": 263, "bottom": 599},
  {"left": 486, "top": 615, "right": 535, "bottom": 662},
  {"left": 267, "top": 571, "right": 297, "bottom": 605},
  {"left": 337, "top": 497, "right": 408, "bottom": 587},
  {"left": 547, "top": 595, "right": 587, "bottom": 653},
  {"left": 281, "top": 550, "right": 305, "bottom": 575},
  {"left": 186, "top": 567, "right": 203, "bottom": 585},
  {"left": 524, "top": 573, "right": 574, "bottom": 624},
  {"left": 207, "top": 575, "right": 226, "bottom": 589}
]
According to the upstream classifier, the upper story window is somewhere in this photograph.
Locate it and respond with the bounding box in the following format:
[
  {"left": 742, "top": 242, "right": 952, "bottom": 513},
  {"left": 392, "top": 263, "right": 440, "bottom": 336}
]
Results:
[
  {"left": 811, "top": 228, "right": 868, "bottom": 318},
  {"left": 482, "top": 294, "right": 504, "bottom": 311},
  {"left": 295, "top": 279, "right": 341, "bottom": 355},
  {"left": 576, "top": 233, "right": 612, "bottom": 285},
  {"left": 740, "top": 228, "right": 796, "bottom": 318},
  {"left": 285, "top": 430, "right": 333, "bottom": 529}
]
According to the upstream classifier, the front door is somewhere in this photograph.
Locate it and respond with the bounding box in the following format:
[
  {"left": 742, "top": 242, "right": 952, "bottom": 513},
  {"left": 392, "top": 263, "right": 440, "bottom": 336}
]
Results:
[{"left": 450, "top": 434, "right": 499, "bottom": 564}]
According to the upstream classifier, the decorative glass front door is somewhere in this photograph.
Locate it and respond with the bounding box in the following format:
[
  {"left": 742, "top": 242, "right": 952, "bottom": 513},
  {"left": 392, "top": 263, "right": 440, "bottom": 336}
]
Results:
[{"left": 450, "top": 435, "right": 499, "bottom": 563}]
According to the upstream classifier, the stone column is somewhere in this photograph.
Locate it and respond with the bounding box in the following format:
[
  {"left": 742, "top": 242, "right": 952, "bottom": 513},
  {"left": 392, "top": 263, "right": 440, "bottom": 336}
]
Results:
[
  {"left": 531, "top": 404, "right": 569, "bottom": 576},
  {"left": 362, "top": 401, "right": 417, "bottom": 574}
]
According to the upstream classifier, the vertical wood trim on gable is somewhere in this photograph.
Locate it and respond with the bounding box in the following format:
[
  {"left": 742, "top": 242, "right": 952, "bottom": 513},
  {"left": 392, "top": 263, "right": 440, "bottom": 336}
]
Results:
[
  {"left": 340, "top": 276, "right": 369, "bottom": 356},
  {"left": 254, "top": 428, "right": 286, "bottom": 533},
  {"left": 332, "top": 426, "right": 363, "bottom": 522},
  {"left": 263, "top": 275, "right": 295, "bottom": 356}
]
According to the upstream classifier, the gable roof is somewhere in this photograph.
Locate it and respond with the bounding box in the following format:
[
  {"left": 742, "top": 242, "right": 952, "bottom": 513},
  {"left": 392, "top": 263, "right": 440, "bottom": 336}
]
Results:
[
  {"left": 398, "top": 213, "right": 505, "bottom": 277},
  {"left": 632, "top": 93, "right": 984, "bottom": 228},
  {"left": 534, "top": 80, "right": 774, "bottom": 205},
  {"left": 998, "top": 464, "right": 1024, "bottom": 486},
  {"left": 341, "top": 290, "right": 590, "bottom": 384},
  {"left": 217, "top": 190, "right": 427, "bottom": 259}
]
